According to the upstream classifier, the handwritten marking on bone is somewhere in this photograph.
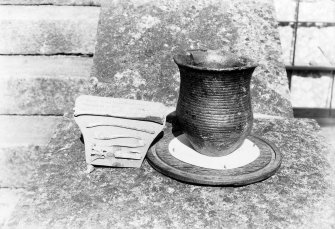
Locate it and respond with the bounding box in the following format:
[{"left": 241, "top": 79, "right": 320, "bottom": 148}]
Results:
[
  {"left": 86, "top": 123, "right": 155, "bottom": 134},
  {"left": 92, "top": 139, "right": 145, "bottom": 148},
  {"left": 91, "top": 145, "right": 142, "bottom": 160},
  {"left": 88, "top": 155, "right": 105, "bottom": 164},
  {"left": 94, "top": 133, "right": 142, "bottom": 140},
  {"left": 114, "top": 151, "right": 141, "bottom": 160}
]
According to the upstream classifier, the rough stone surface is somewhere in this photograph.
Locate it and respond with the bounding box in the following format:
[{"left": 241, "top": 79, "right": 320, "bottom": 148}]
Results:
[
  {"left": 3, "top": 117, "right": 335, "bottom": 228},
  {"left": 0, "top": 6, "right": 99, "bottom": 54},
  {"left": 91, "top": 0, "right": 293, "bottom": 118},
  {"left": 295, "top": 27, "right": 335, "bottom": 66},
  {"left": 0, "top": 146, "right": 45, "bottom": 227},
  {"left": 278, "top": 26, "right": 293, "bottom": 65},
  {"left": 0, "top": 0, "right": 100, "bottom": 5},
  {"left": 0, "top": 146, "right": 46, "bottom": 188},
  {"left": 0, "top": 56, "right": 92, "bottom": 114}
]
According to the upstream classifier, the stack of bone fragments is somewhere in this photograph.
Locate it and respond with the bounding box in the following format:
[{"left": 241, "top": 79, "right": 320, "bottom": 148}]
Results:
[{"left": 74, "top": 95, "right": 166, "bottom": 171}]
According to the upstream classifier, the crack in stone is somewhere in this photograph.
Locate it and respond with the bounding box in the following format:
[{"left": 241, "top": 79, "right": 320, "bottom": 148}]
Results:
[{"left": 0, "top": 53, "right": 94, "bottom": 57}]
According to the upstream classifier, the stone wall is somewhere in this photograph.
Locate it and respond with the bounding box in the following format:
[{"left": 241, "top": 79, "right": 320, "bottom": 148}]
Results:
[
  {"left": 0, "top": 4, "right": 99, "bottom": 115},
  {"left": 274, "top": 0, "right": 335, "bottom": 109}
]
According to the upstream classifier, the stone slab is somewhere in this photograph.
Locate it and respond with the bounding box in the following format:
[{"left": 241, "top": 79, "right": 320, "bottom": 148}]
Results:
[
  {"left": 273, "top": 0, "right": 297, "bottom": 22},
  {"left": 0, "top": 56, "right": 93, "bottom": 79},
  {"left": 0, "top": 6, "right": 99, "bottom": 54},
  {"left": 291, "top": 72, "right": 333, "bottom": 108},
  {"left": 0, "top": 115, "right": 62, "bottom": 147},
  {"left": 0, "top": 56, "right": 92, "bottom": 114},
  {"left": 320, "top": 125, "right": 335, "bottom": 148},
  {"left": 0, "top": 188, "right": 25, "bottom": 227},
  {"left": 299, "top": 0, "right": 335, "bottom": 23},
  {"left": 0, "top": 0, "right": 100, "bottom": 5},
  {"left": 295, "top": 27, "right": 335, "bottom": 66},
  {"left": 3, "top": 116, "right": 335, "bottom": 228},
  {"left": 91, "top": 0, "right": 293, "bottom": 118},
  {"left": 0, "top": 115, "right": 61, "bottom": 188}
]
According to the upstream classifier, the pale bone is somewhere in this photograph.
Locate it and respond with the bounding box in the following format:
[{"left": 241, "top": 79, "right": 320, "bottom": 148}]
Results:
[
  {"left": 91, "top": 145, "right": 142, "bottom": 160},
  {"left": 91, "top": 145, "right": 141, "bottom": 154},
  {"left": 87, "top": 123, "right": 155, "bottom": 134},
  {"left": 85, "top": 164, "right": 95, "bottom": 173},
  {"left": 74, "top": 95, "right": 166, "bottom": 168},
  {"left": 94, "top": 133, "right": 142, "bottom": 140},
  {"left": 74, "top": 95, "right": 166, "bottom": 125},
  {"left": 92, "top": 139, "right": 145, "bottom": 148},
  {"left": 114, "top": 151, "right": 141, "bottom": 160}
]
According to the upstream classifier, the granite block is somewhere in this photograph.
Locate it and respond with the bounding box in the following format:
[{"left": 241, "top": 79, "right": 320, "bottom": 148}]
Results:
[
  {"left": 0, "top": 6, "right": 99, "bottom": 54},
  {"left": 4, "top": 117, "right": 335, "bottom": 228},
  {"left": 0, "top": 56, "right": 93, "bottom": 79},
  {"left": 91, "top": 0, "right": 293, "bottom": 118}
]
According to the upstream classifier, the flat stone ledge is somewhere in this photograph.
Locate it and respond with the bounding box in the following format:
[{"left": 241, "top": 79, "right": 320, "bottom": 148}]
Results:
[
  {"left": 0, "top": 6, "right": 99, "bottom": 54},
  {"left": 0, "top": 56, "right": 92, "bottom": 114},
  {"left": 4, "top": 117, "right": 335, "bottom": 228},
  {"left": 0, "top": 115, "right": 62, "bottom": 147},
  {"left": 0, "top": 56, "right": 93, "bottom": 79}
]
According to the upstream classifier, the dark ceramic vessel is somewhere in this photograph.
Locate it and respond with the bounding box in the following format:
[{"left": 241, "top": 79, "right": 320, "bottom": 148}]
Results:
[{"left": 174, "top": 52, "right": 257, "bottom": 157}]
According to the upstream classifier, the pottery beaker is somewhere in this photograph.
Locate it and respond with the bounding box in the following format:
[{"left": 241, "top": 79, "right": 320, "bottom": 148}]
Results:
[{"left": 174, "top": 51, "right": 257, "bottom": 157}]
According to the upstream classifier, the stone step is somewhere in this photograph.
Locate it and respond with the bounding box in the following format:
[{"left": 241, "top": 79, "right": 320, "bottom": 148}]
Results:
[
  {"left": 0, "top": 115, "right": 64, "bottom": 226},
  {"left": 0, "top": 115, "right": 63, "bottom": 194},
  {"left": 0, "top": 5, "right": 100, "bottom": 54},
  {"left": 0, "top": 115, "right": 62, "bottom": 147},
  {"left": 0, "top": 55, "right": 92, "bottom": 114},
  {"left": 0, "top": 0, "right": 100, "bottom": 5}
]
